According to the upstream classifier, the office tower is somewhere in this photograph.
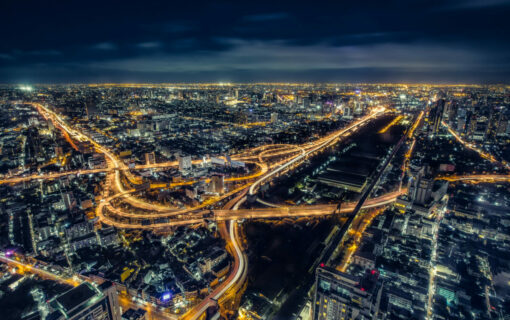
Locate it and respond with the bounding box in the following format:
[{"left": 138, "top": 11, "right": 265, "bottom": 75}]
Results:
[
  {"left": 473, "top": 116, "right": 489, "bottom": 141},
  {"left": 47, "top": 282, "right": 120, "bottom": 320},
  {"left": 179, "top": 155, "right": 192, "bottom": 173},
  {"left": 467, "top": 115, "right": 477, "bottom": 139},
  {"left": 211, "top": 175, "right": 224, "bottom": 194},
  {"left": 429, "top": 99, "right": 445, "bottom": 136},
  {"left": 496, "top": 115, "right": 508, "bottom": 136},
  {"left": 303, "top": 97, "right": 311, "bottom": 109},
  {"left": 62, "top": 192, "right": 76, "bottom": 210},
  {"left": 407, "top": 165, "right": 434, "bottom": 205},
  {"left": 343, "top": 106, "right": 353, "bottom": 119},
  {"left": 145, "top": 152, "right": 155, "bottom": 165},
  {"left": 457, "top": 117, "right": 466, "bottom": 133},
  {"left": 270, "top": 112, "right": 278, "bottom": 123},
  {"left": 415, "top": 176, "right": 433, "bottom": 205},
  {"left": 313, "top": 267, "right": 382, "bottom": 320},
  {"left": 85, "top": 100, "right": 98, "bottom": 120},
  {"left": 353, "top": 99, "right": 362, "bottom": 115},
  {"left": 447, "top": 101, "right": 457, "bottom": 124},
  {"left": 100, "top": 282, "right": 121, "bottom": 320}
]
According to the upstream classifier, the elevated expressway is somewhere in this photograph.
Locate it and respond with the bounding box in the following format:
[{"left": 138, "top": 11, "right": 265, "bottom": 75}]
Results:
[
  {"left": 443, "top": 121, "right": 510, "bottom": 170},
  {"left": 11, "top": 103, "right": 510, "bottom": 320},
  {"left": 10, "top": 103, "right": 507, "bottom": 230},
  {"left": 181, "top": 190, "right": 249, "bottom": 320},
  {"left": 15, "top": 102, "right": 402, "bottom": 230},
  {"left": 437, "top": 121, "right": 510, "bottom": 183},
  {"left": 437, "top": 174, "right": 510, "bottom": 183},
  {"left": 97, "top": 108, "right": 389, "bottom": 229}
]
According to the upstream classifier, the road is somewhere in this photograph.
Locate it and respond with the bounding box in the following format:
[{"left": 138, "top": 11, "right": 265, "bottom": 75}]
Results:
[
  {"left": 182, "top": 191, "right": 249, "bottom": 320},
  {"left": 23, "top": 102, "right": 503, "bottom": 231},
  {"left": 11, "top": 103, "right": 510, "bottom": 319},
  {"left": 0, "top": 255, "right": 79, "bottom": 287},
  {"left": 437, "top": 174, "right": 510, "bottom": 183},
  {"left": 248, "top": 107, "right": 386, "bottom": 196},
  {"left": 93, "top": 107, "right": 388, "bottom": 229},
  {"left": 0, "top": 254, "right": 178, "bottom": 320},
  {"left": 442, "top": 121, "right": 509, "bottom": 170}
]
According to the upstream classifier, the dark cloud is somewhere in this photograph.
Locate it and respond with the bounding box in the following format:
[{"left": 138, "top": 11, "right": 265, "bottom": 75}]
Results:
[
  {"left": 243, "top": 12, "right": 290, "bottom": 22},
  {"left": 91, "top": 43, "right": 117, "bottom": 51},
  {"left": 437, "top": 0, "right": 510, "bottom": 10},
  {"left": 137, "top": 42, "right": 162, "bottom": 49},
  {"left": 1, "top": 0, "right": 510, "bottom": 83}
]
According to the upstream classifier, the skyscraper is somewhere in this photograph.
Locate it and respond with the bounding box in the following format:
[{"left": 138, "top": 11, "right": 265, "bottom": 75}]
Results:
[
  {"left": 313, "top": 267, "right": 382, "bottom": 320},
  {"left": 47, "top": 282, "right": 121, "bottom": 320},
  {"left": 447, "top": 101, "right": 457, "bottom": 125},
  {"left": 121, "top": 308, "right": 147, "bottom": 320},
  {"left": 145, "top": 152, "right": 156, "bottom": 165},
  {"left": 415, "top": 176, "right": 433, "bottom": 205},
  {"left": 179, "top": 155, "right": 192, "bottom": 173},
  {"left": 211, "top": 175, "right": 224, "bottom": 194},
  {"left": 85, "top": 99, "right": 98, "bottom": 120},
  {"left": 408, "top": 165, "right": 433, "bottom": 205},
  {"left": 429, "top": 99, "right": 445, "bottom": 136}
]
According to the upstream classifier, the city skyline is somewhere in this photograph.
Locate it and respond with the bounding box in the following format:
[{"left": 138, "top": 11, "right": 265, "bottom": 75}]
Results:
[{"left": 1, "top": 1, "right": 510, "bottom": 319}]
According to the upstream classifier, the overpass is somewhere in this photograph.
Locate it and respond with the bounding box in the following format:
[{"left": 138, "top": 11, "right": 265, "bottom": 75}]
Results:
[
  {"left": 248, "top": 108, "right": 386, "bottom": 196},
  {"left": 96, "top": 190, "right": 405, "bottom": 229},
  {"left": 437, "top": 174, "right": 510, "bottom": 183}
]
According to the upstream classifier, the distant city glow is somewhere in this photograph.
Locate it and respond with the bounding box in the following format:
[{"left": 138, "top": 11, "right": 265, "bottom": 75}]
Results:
[
  {"left": 1, "top": 83, "right": 509, "bottom": 319},
  {"left": 19, "top": 85, "right": 33, "bottom": 92}
]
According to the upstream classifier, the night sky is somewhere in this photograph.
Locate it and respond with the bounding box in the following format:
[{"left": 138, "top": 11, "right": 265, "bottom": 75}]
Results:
[{"left": 2, "top": 0, "right": 510, "bottom": 83}]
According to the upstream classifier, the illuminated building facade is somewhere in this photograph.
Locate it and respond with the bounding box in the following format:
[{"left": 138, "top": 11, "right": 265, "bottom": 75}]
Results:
[{"left": 313, "top": 267, "right": 382, "bottom": 320}]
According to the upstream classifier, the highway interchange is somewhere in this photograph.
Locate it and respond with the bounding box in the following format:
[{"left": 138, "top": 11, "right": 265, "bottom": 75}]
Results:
[{"left": 2, "top": 102, "right": 510, "bottom": 319}]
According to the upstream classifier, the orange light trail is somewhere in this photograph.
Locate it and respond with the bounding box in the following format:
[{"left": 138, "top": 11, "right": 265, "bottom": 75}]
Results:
[{"left": 378, "top": 115, "right": 403, "bottom": 134}]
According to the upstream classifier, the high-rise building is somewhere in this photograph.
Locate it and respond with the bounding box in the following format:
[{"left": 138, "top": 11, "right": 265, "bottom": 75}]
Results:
[
  {"left": 408, "top": 165, "right": 433, "bottom": 205},
  {"left": 457, "top": 117, "right": 466, "bottom": 133},
  {"left": 343, "top": 106, "right": 353, "bottom": 119},
  {"left": 270, "top": 113, "right": 278, "bottom": 123},
  {"left": 47, "top": 282, "right": 120, "bottom": 320},
  {"left": 447, "top": 101, "right": 457, "bottom": 124},
  {"left": 179, "top": 155, "right": 192, "bottom": 173},
  {"left": 121, "top": 308, "right": 147, "bottom": 320},
  {"left": 85, "top": 100, "right": 98, "bottom": 120},
  {"left": 467, "top": 115, "right": 477, "bottom": 139},
  {"left": 415, "top": 176, "right": 433, "bottom": 205},
  {"left": 429, "top": 99, "right": 445, "bottom": 136},
  {"left": 101, "top": 282, "right": 121, "bottom": 320},
  {"left": 353, "top": 99, "right": 362, "bottom": 115},
  {"left": 496, "top": 115, "right": 508, "bottom": 136},
  {"left": 145, "top": 152, "right": 155, "bottom": 165},
  {"left": 303, "top": 97, "right": 311, "bottom": 109},
  {"left": 62, "top": 192, "right": 76, "bottom": 210},
  {"left": 211, "top": 175, "right": 224, "bottom": 194},
  {"left": 313, "top": 267, "right": 382, "bottom": 320}
]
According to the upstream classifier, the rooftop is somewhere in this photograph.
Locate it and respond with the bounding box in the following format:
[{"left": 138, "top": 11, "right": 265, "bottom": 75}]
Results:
[{"left": 54, "top": 283, "right": 99, "bottom": 314}]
